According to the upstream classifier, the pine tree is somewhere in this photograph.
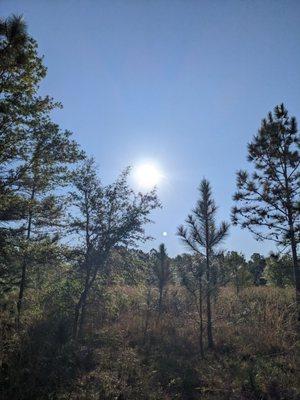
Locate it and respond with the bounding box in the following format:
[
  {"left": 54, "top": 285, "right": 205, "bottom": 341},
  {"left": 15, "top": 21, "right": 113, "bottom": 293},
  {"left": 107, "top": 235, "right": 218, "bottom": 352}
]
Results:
[
  {"left": 0, "top": 15, "right": 45, "bottom": 276},
  {"left": 0, "top": 15, "right": 46, "bottom": 175},
  {"left": 151, "top": 243, "right": 172, "bottom": 317},
  {"left": 248, "top": 253, "right": 266, "bottom": 285},
  {"left": 0, "top": 15, "right": 84, "bottom": 322},
  {"left": 15, "top": 116, "right": 83, "bottom": 323},
  {"left": 232, "top": 104, "right": 300, "bottom": 333},
  {"left": 223, "top": 251, "right": 250, "bottom": 295},
  {"left": 264, "top": 254, "right": 294, "bottom": 288},
  {"left": 178, "top": 179, "right": 229, "bottom": 349}
]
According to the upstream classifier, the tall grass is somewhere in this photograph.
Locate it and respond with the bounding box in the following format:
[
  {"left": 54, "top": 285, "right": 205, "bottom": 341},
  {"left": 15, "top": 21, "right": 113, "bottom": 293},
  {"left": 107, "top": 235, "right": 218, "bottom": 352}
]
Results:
[{"left": 1, "top": 286, "right": 298, "bottom": 399}]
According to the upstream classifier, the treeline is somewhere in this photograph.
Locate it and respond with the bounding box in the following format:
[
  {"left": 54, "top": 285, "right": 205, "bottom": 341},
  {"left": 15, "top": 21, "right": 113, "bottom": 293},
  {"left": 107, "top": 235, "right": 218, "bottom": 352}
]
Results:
[{"left": 0, "top": 15, "right": 299, "bottom": 400}]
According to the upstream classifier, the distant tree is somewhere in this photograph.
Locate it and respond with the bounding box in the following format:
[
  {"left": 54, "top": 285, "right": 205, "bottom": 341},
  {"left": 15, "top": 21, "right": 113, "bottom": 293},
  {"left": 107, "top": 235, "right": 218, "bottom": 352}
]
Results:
[
  {"left": 264, "top": 254, "right": 295, "bottom": 288},
  {"left": 70, "top": 162, "right": 160, "bottom": 338},
  {"left": 104, "top": 247, "right": 151, "bottom": 286},
  {"left": 150, "top": 243, "right": 172, "bottom": 317},
  {"left": 248, "top": 253, "right": 266, "bottom": 285},
  {"left": 223, "top": 251, "right": 251, "bottom": 296},
  {"left": 210, "top": 251, "right": 227, "bottom": 288},
  {"left": 178, "top": 179, "right": 229, "bottom": 349},
  {"left": 232, "top": 104, "right": 300, "bottom": 330}
]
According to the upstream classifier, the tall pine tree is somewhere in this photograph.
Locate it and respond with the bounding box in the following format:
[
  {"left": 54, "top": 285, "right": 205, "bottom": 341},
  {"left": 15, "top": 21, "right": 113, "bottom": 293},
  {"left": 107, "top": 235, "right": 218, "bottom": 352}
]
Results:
[
  {"left": 0, "top": 15, "right": 84, "bottom": 322},
  {"left": 232, "top": 104, "right": 300, "bottom": 334},
  {"left": 178, "top": 179, "right": 229, "bottom": 349}
]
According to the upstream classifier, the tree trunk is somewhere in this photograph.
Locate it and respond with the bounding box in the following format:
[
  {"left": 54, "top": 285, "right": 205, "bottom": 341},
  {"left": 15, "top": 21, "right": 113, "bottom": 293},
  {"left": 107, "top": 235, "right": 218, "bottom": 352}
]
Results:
[
  {"left": 73, "top": 257, "right": 104, "bottom": 339},
  {"left": 143, "top": 287, "right": 151, "bottom": 344},
  {"left": 17, "top": 186, "right": 34, "bottom": 327},
  {"left": 73, "top": 301, "right": 81, "bottom": 339},
  {"left": 206, "top": 248, "right": 214, "bottom": 349},
  {"left": 158, "top": 285, "right": 163, "bottom": 316},
  {"left": 16, "top": 259, "right": 27, "bottom": 327},
  {"left": 198, "top": 275, "right": 204, "bottom": 357},
  {"left": 73, "top": 283, "right": 89, "bottom": 339},
  {"left": 78, "top": 292, "right": 88, "bottom": 338},
  {"left": 290, "top": 228, "right": 300, "bottom": 336},
  {"left": 235, "top": 270, "right": 240, "bottom": 297},
  {"left": 284, "top": 166, "right": 299, "bottom": 338}
]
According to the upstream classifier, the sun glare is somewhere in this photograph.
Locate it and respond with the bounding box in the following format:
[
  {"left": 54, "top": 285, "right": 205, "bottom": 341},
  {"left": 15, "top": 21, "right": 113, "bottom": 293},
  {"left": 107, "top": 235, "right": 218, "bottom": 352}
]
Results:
[{"left": 134, "top": 163, "right": 163, "bottom": 189}]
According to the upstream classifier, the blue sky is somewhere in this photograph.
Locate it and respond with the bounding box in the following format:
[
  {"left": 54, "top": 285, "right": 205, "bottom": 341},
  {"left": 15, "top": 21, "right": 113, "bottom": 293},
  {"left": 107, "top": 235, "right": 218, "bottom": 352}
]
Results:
[{"left": 2, "top": 0, "right": 300, "bottom": 258}]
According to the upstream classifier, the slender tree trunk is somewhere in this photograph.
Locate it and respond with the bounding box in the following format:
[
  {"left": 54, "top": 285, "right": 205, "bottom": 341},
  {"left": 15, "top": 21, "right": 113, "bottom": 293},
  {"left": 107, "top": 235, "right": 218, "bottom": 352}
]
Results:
[
  {"left": 73, "top": 276, "right": 90, "bottom": 339},
  {"left": 206, "top": 247, "right": 214, "bottom": 349},
  {"left": 290, "top": 226, "right": 300, "bottom": 336},
  {"left": 17, "top": 186, "right": 35, "bottom": 327},
  {"left": 77, "top": 260, "right": 91, "bottom": 338},
  {"left": 158, "top": 285, "right": 163, "bottom": 316},
  {"left": 78, "top": 292, "right": 88, "bottom": 338},
  {"left": 235, "top": 270, "right": 240, "bottom": 297},
  {"left": 73, "top": 301, "right": 81, "bottom": 339},
  {"left": 198, "top": 273, "right": 204, "bottom": 357},
  {"left": 283, "top": 166, "right": 299, "bottom": 337},
  {"left": 17, "top": 259, "right": 27, "bottom": 327},
  {"left": 73, "top": 256, "right": 107, "bottom": 339},
  {"left": 74, "top": 203, "right": 92, "bottom": 339},
  {"left": 143, "top": 287, "right": 151, "bottom": 344},
  {"left": 73, "top": 288, "right": 90, "bottom": 339}
]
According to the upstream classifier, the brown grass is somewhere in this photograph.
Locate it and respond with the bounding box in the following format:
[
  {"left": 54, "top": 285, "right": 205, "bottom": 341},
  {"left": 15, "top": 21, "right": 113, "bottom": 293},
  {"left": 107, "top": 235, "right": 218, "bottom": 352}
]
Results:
[{"left": 1, "top": 285, "right": 298, "bottom": 399}]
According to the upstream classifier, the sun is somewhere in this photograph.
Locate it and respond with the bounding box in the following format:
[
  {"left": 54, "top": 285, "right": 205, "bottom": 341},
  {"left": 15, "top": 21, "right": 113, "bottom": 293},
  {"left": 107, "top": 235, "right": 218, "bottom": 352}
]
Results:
[{"left": 134, "top": 163, "right": 163, "bottom": 189}]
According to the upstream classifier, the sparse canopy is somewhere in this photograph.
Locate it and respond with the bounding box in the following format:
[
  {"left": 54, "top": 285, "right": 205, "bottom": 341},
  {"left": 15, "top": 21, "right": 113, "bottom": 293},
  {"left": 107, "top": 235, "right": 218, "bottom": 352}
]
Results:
[
  {"left": 71, "top": 161, "right": 161, "bottom": 337},
  {"left": 178, "top": 179, "right": 229, "bottom": 349},
  {"left": 178, "top": 179, "right": 229, "bottom": 255}
]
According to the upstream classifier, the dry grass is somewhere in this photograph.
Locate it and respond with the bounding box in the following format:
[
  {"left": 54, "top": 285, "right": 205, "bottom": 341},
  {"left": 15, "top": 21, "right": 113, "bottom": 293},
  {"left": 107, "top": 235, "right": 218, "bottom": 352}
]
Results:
[
  {"left": 74, "top": 285, "right": 298, "bottom": 399},
  {"left": 1, "top": 285, "right": 299, "bottom": 399}
]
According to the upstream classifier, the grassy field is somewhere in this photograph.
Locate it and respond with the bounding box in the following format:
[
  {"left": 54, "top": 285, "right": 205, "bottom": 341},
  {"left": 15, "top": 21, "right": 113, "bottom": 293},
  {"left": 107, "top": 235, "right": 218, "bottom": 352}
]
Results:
[{"left": 1, "top": 285, "right": 298, "bottom": 400}]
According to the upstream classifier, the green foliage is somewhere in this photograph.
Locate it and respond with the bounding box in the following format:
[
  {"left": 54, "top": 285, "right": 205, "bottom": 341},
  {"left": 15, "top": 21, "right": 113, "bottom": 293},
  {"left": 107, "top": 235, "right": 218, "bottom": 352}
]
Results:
[
  {"left": 248, "top": 252, "right": 266, "bottom": 285},
  {"left": 232, "top": 104, "right": 300, "bottom": 246},
  {"left": 223, "top": 251, "right": 252, "bottom": 295},
  {"left": 0, "top": 14, "right": 84, "bottom": 322},
  {"left": 178, "top": 179, "right": 229, "bottom": 256},
  {"left": 176, "top": 253, "right": 204, "bottom": 296},
  {"left": 264, "top": 254, "right": 295, "bottom": 288},
  {"left": 150, "top": 243, "right": 172, "bottom": 314},
  {"left": 232, "top": 103, "right": 300, "bottom": 340},
  {"left": 70, "top": 159, "right": 160, "bottom": 338}
]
